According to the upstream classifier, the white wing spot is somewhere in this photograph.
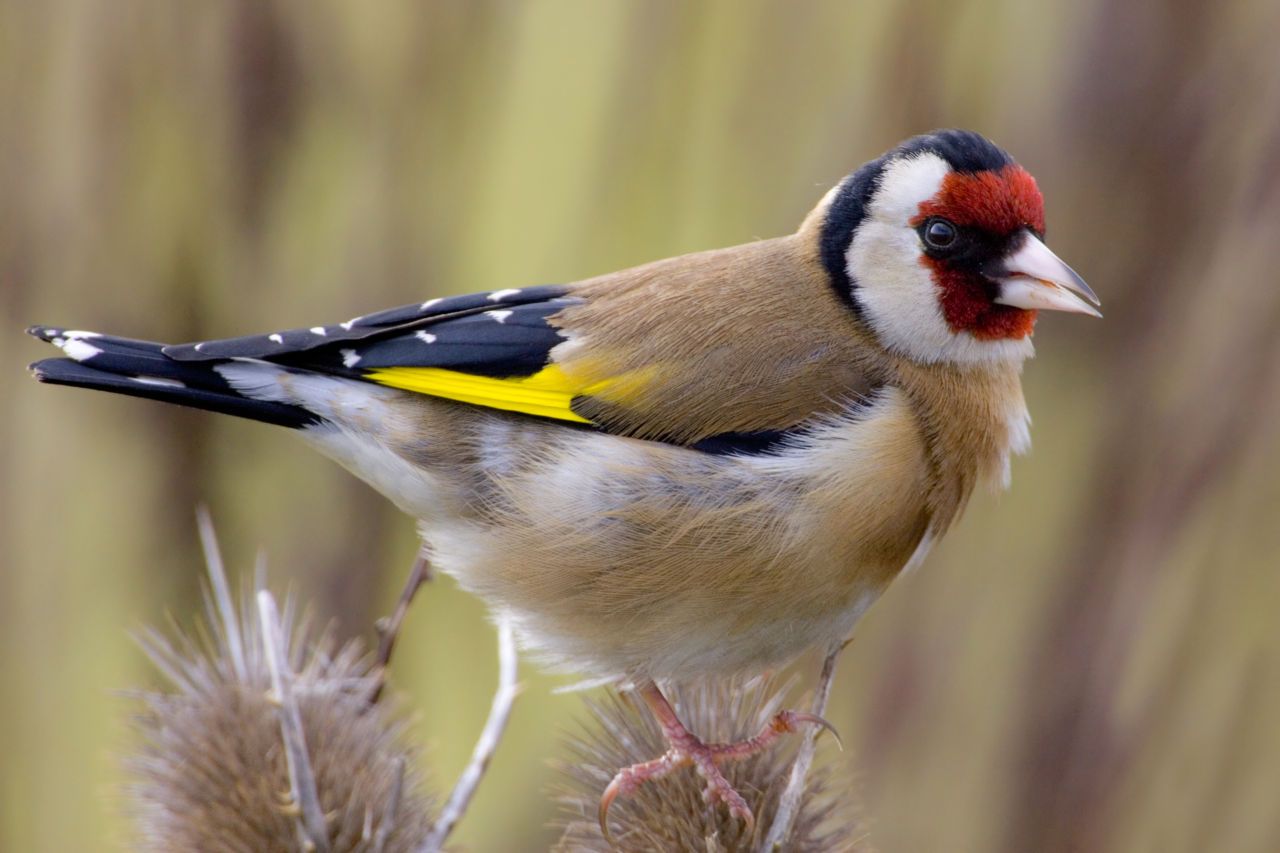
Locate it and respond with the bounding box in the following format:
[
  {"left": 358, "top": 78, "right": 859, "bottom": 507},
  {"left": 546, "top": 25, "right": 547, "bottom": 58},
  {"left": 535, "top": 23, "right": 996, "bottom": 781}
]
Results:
[
  {"left": 269, "top": 333, "right": 284, "bottom": 344},
  {"left": 340, "top": 318, "right": 360, "bottom": 330},
  {"left": 487, "top": 289, "right": 521, "bottom": 302},
  {"left": 415, "top": 331, "right": 437, "bottom": 344},
  {"left": 194, "top": 343, "right": 206, "bottom": 352},
  {"left": 340, "top": 348, "right": 362, "bottom": 367},
  {"left": 64, "top": 330, "right": 102, "bottom": 340},
  {"left": 310, "top": 326, "right": 327, "bottom": 336},
  {"left": 421, "top": 298, "right": 443, "bottom": 310},
  {"left": 486, "top": 310, "right": 513, "bottom": 323}
]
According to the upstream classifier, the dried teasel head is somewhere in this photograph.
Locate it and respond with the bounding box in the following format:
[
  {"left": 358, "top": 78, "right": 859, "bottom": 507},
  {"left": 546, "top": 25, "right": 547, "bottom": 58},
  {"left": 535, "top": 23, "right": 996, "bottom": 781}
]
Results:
[
  {"left": 123, "top": 519, "right": 433, "bottom": 852},
  {"left": 553, "top": 675, "right": 867, "bottom": 852}
]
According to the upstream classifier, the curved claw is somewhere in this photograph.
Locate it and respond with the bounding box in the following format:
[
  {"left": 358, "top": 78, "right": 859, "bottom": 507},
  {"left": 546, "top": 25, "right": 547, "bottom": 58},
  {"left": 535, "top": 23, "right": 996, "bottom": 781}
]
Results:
[
  {"left": 730, "top": 800, "right": 755, "bottom": 834},
  {"left": 598, "top": 754, "right": 678, "bottom": 846},
  {"left": 598, "top": 778, "right": 620, "bottom": 847},
  {"left": 782, "top": 711, "right": 844, "bottom": 752}
]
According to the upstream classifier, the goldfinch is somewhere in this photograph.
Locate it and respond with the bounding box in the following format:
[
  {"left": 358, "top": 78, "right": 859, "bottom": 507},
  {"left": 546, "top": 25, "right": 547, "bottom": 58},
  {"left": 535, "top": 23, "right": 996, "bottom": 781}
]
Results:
[{"left": 28, "top": 129, "right": 1099, "bottom": 834}]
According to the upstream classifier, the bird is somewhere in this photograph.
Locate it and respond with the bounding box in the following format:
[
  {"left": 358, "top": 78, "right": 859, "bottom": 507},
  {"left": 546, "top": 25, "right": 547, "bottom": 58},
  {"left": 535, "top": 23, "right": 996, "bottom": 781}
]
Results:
[{"left": 28, "top": 129, "right": 1099, "bottom": 839}]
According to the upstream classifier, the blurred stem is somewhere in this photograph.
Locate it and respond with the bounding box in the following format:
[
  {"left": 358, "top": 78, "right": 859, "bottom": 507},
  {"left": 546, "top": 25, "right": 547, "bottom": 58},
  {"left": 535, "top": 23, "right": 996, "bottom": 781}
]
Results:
[
  {"left": 418, "top": 617, "right": 520, "bottom": 853},
  {"left": 367, "top": 551, "right": 433, "bottom": 706},
  {"left": 760, "top": 640, "right": 846, "bottom": 852},
  {"left": 195, "top": 506, "right": 247, "bottom": 682}
]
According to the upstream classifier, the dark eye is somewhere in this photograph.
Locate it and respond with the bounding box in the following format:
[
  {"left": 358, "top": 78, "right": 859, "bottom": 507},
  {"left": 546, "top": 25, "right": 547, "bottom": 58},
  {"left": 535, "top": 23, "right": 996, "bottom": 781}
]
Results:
[{"left": 923, "top": 218, "right": 958, "bottom": 250}]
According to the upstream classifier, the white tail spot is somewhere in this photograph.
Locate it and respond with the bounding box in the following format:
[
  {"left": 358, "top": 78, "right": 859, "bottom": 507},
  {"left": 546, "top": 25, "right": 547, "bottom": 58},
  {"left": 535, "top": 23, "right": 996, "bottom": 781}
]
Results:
[
  {"left": 132, "top": 375, "right": 185, "bottom": 388},
  {"left": 59, "top": 338, "right": 104, "bottom": 362}
]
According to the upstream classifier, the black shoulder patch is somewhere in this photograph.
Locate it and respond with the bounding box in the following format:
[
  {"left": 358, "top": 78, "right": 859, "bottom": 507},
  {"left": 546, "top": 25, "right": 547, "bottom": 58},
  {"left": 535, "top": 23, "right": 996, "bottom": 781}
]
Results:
[{"left": 690, "top": 429, "right": 797, "bottom": 456}]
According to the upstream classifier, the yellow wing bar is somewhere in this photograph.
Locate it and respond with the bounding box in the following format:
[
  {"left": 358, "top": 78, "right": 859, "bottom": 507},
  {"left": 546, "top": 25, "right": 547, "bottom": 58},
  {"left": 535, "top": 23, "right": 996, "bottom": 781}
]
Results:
[{"left": 364, "top": 364, "right": 593, "bottom": 423}]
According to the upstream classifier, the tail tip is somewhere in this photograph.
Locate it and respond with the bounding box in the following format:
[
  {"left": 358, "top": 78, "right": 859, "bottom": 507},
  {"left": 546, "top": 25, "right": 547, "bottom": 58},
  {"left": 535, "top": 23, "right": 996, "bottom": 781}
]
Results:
[
  {"left": 28, "top": 357, "right": 71, "bottom": 384},
  {"left": 26, "top": 327, "right": 109, "bottom": 364}
]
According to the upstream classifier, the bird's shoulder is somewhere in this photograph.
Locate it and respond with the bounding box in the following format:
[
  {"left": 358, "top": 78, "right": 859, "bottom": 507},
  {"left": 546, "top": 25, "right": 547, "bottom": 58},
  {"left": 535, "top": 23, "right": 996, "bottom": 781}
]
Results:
[{"left": 551, "top": 234, "right": 891, "bottom": 443}]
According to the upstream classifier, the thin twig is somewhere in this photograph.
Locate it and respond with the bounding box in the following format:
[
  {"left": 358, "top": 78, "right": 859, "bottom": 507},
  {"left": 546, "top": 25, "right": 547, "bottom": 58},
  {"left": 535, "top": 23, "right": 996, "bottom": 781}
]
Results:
[
  {"left": 366, "top": 552, "right": 433, "bottom": 706},
  {"left": 196, "top": 506, "right": 247, "bottom": 682},
  {"left": 258, "top": 590, "right": 332, "bottom": 853},
  {"left": 253, "top": 548, "right": 269, "bottom": 599},
  {"left": 759, "top": 640, "right": 847, "bottom": 852},
  {"left": 417, "top": 617, "right": 520, "bottom": 852}
]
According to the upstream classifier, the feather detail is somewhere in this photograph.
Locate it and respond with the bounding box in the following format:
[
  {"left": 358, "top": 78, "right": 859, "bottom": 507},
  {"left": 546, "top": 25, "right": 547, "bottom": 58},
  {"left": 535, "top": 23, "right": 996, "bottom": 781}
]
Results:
[
  {"left": 365, "top": 364, "right": 593, "bottom": 424},
  {"left": 163, "top": 285, "right": 572, "bottom": 362},
  {"left": 552, "top": 234, "right": 884, "bottom": 443}
]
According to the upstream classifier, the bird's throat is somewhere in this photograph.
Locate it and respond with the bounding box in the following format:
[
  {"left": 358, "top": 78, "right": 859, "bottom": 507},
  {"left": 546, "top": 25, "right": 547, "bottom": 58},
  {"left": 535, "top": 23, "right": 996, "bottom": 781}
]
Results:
[{"left": 923, "top": 261, "right": 1038, "bottom": 341}]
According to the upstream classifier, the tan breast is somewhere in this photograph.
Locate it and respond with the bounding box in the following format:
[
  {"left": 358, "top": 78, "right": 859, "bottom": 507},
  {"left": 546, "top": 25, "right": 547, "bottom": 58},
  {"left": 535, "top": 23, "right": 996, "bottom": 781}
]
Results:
[
  {"left": 388, "top": 386, "right": 932, "bottom": 681},
  {"left": 890, "top": 357, "right": 1030, "bottom": 533}
]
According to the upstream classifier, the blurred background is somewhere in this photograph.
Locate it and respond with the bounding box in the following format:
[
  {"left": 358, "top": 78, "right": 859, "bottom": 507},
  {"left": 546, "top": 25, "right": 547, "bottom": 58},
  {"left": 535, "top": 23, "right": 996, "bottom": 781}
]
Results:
[{"left": 3, "top": 0, "right": 1279, "bottom": 850}]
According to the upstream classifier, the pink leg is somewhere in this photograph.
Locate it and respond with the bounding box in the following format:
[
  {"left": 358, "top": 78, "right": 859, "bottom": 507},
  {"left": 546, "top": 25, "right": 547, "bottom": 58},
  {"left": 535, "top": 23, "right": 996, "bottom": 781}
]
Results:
[{"left": 598, "top": 681, "right": 839, "bottom": 843}]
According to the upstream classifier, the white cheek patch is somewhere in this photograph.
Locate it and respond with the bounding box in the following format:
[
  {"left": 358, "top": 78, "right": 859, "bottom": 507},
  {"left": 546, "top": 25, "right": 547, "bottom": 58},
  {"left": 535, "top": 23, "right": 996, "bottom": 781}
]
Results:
[
  {"left": 846, "top": 152, "right": 1034, "bottom": 366},
  {"left": 872, "top": 153, "right": 951, "bottom": 222}
]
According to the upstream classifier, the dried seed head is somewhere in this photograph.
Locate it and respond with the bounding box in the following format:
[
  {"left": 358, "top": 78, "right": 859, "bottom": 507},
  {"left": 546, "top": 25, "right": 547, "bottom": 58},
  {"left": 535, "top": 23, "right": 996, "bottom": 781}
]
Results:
[
  {"left": 124, "top": 567, "right": 433, "bottom": 851},
  {"left": 553, "top": 676, "right": 866, "bottom": 852}
]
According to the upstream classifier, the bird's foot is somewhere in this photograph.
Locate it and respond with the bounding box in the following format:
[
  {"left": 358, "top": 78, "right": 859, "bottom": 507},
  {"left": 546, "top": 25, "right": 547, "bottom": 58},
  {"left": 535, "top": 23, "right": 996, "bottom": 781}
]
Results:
[{"left": 597, "top": 685, "right": 839, "bottom": 844}]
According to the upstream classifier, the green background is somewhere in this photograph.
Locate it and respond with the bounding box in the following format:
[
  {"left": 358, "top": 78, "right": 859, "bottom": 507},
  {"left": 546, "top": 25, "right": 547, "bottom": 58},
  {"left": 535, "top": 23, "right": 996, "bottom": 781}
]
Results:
[{"left": 3, "top": 1, "right": 1279, "bottom": 850}]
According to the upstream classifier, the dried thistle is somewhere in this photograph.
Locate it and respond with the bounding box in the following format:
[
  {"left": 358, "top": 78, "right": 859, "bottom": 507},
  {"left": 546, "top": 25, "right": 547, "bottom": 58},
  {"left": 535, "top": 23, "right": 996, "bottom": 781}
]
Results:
[
  {"left": 123, "top": 515, "right": 434, "bottom": 852},
  {"left": 553, "top": 675, "right": 867, "bottom": 852}
]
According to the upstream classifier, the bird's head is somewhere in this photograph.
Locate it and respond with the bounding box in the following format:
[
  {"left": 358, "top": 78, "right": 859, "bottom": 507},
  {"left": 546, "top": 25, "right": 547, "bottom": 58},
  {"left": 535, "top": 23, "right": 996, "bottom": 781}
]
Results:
[{"left": 818, "top": 129, "right": 1100, "bottom": 365}]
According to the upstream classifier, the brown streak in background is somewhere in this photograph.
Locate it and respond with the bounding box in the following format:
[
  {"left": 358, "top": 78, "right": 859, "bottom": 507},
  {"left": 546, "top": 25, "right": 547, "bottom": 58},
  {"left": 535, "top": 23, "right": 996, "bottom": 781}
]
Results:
[
  {"left": 318, "top": 476, "right": 397, "bottom": 640},
  {"left": 228, "top": 0, "right": 300, "bottom": 232},
  {"left": 1004, "top": 1, "right": 1278, "bottom": 849},
  {"left": 885, "top": 3, "right": 944, "bottom": 133},
  {"left": 858, "top": 625, "right": 931, "bottom": 778},
  {"left": 148, "top": 252, "right": 216, "bottom": 616}
]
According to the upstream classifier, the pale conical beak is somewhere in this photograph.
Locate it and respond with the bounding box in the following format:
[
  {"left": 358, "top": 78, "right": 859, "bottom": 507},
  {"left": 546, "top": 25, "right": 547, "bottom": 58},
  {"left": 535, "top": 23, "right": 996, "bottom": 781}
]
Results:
[{"left": 989, "top": 232, "right": 1102, "bottom": 317}]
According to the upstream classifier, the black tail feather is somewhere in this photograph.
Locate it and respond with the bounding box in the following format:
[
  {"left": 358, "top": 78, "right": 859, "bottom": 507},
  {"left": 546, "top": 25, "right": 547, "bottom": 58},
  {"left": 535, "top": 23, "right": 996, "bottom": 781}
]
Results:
[{"left": 27, "top": 327, "right": 318, "bottom": 429}]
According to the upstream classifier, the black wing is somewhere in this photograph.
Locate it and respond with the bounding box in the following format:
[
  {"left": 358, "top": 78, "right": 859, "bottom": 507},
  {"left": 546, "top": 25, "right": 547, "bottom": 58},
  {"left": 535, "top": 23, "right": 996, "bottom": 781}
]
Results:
[{"left": 164, "top": 285, "right": 576, "bottom": 379}]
